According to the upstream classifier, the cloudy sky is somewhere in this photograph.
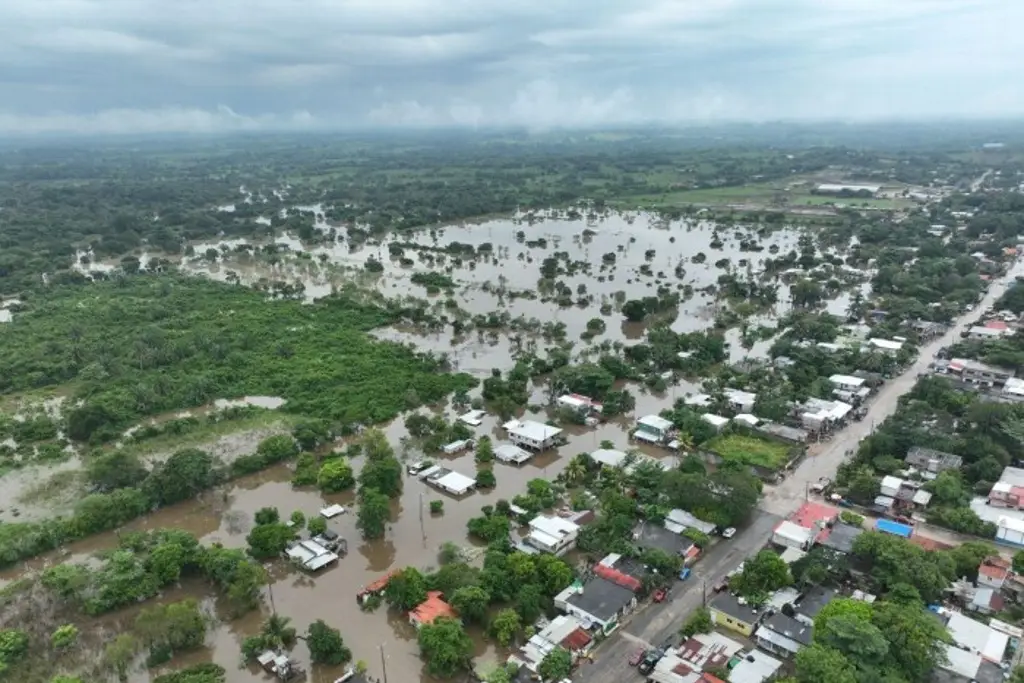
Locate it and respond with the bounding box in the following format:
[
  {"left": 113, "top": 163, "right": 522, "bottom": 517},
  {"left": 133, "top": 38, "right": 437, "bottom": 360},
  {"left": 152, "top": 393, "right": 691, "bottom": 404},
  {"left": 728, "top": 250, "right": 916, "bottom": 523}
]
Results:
[{"left": 1, "top": 0, "right": 1021, "bottom": 135}]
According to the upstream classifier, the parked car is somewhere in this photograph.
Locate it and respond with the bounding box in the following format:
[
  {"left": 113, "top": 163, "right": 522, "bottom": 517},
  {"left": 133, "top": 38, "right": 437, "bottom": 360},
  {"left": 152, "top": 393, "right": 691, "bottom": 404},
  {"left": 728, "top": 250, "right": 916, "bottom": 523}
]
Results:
[
  {"left": 721, "top": 527, "right": 736, "bottom": 539},
  {"left": 638, "top": 649, "right": 664, "bottom": 675},
  {"left": 653, "top": 587, "right": 668, "bottom": 602},
  {"left": 810, "top": 477, "right": 831, "bottom": 494},
  {"left": 712, "top": 579, "right": 729, "bottom": 593},
  {"left": 628, "top": 648, "right": 646, "bottom": 666},
  {"left": 679, "top": 567, "right": 692, "bottom": 581}
]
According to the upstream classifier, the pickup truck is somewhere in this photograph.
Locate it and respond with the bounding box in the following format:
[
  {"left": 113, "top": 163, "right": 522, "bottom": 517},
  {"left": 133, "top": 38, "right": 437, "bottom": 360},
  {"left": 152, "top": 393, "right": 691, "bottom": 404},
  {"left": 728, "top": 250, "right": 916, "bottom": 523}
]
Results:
[{"left": 638, "top": 649, "right": 664, "bottom": 675}]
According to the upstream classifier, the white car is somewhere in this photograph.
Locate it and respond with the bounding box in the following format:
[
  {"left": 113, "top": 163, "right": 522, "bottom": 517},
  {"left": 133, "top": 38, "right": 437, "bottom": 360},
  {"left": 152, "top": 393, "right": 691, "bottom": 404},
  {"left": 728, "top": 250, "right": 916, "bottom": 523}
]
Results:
[{"left": 721, "top": 527, "right": 737, "bottom": 539}]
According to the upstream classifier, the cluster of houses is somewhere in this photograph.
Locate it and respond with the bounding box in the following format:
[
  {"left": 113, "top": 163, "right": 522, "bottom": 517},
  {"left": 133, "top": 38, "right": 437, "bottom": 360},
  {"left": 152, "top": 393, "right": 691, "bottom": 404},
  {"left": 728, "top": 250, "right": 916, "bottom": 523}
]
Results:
[
  {"left": 642, "top": 630, "right": 784, "bottom": 683},
  {"left": 969, "top": 465, "right": 1024, "bottom": 546},
  {"left": 545, "top": 510, "right": 712, "bottom": 636},
  {"left": 707, "top": 501, "right": 1023, "bottom": 683}
]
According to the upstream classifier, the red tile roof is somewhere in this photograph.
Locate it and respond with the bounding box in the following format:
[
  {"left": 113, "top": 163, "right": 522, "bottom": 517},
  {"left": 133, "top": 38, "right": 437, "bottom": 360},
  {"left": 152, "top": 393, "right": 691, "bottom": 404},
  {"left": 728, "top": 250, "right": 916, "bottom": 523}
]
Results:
[
  {"left": 700, "top": 674, "right": 727, "bottom": 683},
  {"left": 561, "top": 628, "right": 592, "bottom": 651},
  {"left": 985, "top": 320, "right": 1009, "bottom": 330},
  {"left": 410, "top": 591, "right": 455, "bottom": 625},
  {"left": 989, "top": 592, "right": 1007, "bottom": 612},
  {"left": 790, "top": 501, "right": 838, "bottom": 529},
  {"left": 359, "top": 570, "right": 400, "bottom": 595},
  {"left": 593, "top": 563, "right": 642, "bottom": 592},
  {"left": 979, "top": 557, "right": 1011, "bottom": 581},
  {"left": 909, "top": 535, "right": 952, "bottom": 551}
]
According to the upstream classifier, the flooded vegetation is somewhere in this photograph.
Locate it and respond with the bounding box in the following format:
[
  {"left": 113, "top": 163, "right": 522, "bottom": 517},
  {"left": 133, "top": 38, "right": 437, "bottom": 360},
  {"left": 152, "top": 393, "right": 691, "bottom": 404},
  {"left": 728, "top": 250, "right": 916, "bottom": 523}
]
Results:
[{"left": 0, "top": 131, "right": 1013, "bottom": 683}]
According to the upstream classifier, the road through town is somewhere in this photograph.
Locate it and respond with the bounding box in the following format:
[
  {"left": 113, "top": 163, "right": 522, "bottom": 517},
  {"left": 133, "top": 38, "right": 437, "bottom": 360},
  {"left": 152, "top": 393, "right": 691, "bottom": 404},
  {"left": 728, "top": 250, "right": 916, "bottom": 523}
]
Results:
[{"left": 577, "top": 261, "right": 1023, "bottom": 683}]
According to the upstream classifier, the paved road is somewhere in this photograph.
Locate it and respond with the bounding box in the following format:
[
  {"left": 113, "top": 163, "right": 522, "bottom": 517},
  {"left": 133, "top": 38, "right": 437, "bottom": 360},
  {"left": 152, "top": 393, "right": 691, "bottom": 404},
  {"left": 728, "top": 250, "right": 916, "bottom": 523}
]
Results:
[
  {"left": 576, "top": 512, "right": 781, "bottom": 683},
  {"left": 577, "top": 261, "right": 1023, "bottom": 683}
]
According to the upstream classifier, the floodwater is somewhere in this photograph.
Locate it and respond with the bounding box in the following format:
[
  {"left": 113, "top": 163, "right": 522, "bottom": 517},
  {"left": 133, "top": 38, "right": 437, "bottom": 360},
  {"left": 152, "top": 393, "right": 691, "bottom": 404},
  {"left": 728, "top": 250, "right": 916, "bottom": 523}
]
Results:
[
  {"left": 0, "top": 389, "right": 682, "bottom": 683},
  {"left": 7, "top": 208, "right": 869, "bottom": 682},
  {"left": 178, "top": 210, "right": 862, "bottom": 347}
]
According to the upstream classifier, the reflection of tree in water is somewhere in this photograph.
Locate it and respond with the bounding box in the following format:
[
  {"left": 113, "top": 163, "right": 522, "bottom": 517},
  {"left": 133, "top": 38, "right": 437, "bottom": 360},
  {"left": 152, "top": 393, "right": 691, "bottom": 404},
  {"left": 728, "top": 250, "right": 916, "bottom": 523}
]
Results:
[
  {"left": 224, "top": 510, "right": 248, "bottom": 535},
  {"left": 359, "top": 540, "right": 397, "bottom": 573}
]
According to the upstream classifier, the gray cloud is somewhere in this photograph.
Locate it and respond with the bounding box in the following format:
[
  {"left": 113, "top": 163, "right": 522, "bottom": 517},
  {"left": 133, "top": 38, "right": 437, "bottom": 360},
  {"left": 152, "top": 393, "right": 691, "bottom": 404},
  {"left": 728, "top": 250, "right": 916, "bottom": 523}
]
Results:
[{"left": 0, "top": 0, "right": 1020, "bottom": 135}]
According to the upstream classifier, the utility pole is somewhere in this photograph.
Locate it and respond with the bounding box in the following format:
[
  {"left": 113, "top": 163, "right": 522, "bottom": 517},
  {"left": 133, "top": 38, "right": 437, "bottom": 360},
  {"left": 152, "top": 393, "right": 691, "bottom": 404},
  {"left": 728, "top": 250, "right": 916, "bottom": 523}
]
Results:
[
  {"left": 379, "top": 643, "right": 388, "bottom": 683},
  {"left": 419, "top": 492, "right": 426, "bottom": 545},
  {"left": 267, "top": 578, "right": 277, "bottom": 617},
  {"left": 702, "top": 579, "right": 708, "bottom": 608}
]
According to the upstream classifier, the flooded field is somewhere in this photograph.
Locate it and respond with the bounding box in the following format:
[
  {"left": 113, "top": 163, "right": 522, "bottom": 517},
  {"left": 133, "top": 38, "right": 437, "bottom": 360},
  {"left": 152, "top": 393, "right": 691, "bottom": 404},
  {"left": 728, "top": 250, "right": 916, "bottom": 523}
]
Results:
[{"left": 16, "top": 207, "right": 871, "bottom": 683}]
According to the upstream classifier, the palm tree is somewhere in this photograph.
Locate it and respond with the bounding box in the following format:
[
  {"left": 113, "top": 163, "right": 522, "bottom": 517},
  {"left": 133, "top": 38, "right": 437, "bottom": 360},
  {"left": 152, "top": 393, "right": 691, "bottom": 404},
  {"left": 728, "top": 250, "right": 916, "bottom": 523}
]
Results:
[
  {"left": 261, "top": 615, "right": 297, "bottom": 649},
  {"left": 563, "top": 455, "right": 590, "bottom": 486}
]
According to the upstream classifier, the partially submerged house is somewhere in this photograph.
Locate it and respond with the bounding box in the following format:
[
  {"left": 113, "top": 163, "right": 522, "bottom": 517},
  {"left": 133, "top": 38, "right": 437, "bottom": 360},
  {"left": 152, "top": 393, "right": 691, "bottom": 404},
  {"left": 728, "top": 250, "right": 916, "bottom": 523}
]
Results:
[
  {"left": 419, "top": 465, "right": 476, "bottom": 496},
  {"left": 285, "top": 540, "right": 338, "bottom": 573},
  {"left": 494, "top": 443, "right": 533, "bottom": 465},
  {"left": 409, "top": 591, "right": 456, "bottom": 628},
  {"left": 505, "top": 420, "right": 564, "bottom": 451},
  {"left": 634, "top": 415, "right": 675, "bottom": 443}
]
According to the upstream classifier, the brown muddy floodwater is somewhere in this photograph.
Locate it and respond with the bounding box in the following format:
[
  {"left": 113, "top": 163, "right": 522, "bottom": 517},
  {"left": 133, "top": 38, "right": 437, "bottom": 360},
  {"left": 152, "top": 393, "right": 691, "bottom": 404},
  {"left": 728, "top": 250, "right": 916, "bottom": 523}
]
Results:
[
  {"left": 180, "top": 210, "right": 860, "bottom": 345},
  {"left": 26, "top": 208, "right": 866, "bottom": 682},
  {"left": 1, "top": 390, "right": 683, "bottom": 683}
]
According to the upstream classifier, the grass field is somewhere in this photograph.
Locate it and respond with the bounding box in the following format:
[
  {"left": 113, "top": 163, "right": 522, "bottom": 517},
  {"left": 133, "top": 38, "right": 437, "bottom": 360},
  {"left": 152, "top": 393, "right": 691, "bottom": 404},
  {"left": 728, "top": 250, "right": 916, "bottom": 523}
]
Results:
[{"left": 705, "top": 433, "right": 791, "bottom": 470}]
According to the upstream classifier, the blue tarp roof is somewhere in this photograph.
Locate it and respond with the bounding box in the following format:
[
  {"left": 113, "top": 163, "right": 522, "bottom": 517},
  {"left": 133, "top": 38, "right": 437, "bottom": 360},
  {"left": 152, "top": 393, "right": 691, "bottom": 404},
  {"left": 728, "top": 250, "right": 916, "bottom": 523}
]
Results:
[{"left": 875, "top": 519, "right": 913, "bottom": 538}]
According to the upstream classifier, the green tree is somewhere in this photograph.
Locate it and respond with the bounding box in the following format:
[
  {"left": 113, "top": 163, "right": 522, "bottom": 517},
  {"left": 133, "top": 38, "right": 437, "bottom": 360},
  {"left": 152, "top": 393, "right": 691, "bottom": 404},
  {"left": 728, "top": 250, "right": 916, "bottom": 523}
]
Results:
[
  {"left": 871, "top": 601, "right": 950, "bottom": 681},
  {"left": 256, "top": 434, "right": 299, "bottom": 463},
  {"left": 418, "top": 617, "right": 474, "bottom": 678},
  {"left": 732, "top": 550, "right": 791, "bottom": 602},
  {"left": 102, "top": 634, "right": 139, "bottom": 682},
  {"left": 475, "top": 436, "right": 495, "bottom": 463},
  {"left": 814, "top": 598, "right": 875, "bottom": 634},
  {"left": 254, "top": 506, "right": 280, "bottom": 525},
  {"left": 318, "top": 459, "right": 355, "bottom": 493},
  {"left": 357, "top": 488, "right": 391, "bottom": 540},
  {"left": 450, "top": 585, "right": 491, "bottom": 623},
  {"left": 641, "top": 548, "right": 683, "bottom": 582},
  {"left": 535, "top": 554, "right": 575, "bottom": 595},
  {"left": 817, "top": 614, "right": 888, "bottom": 669},
  {"left": 515, "top": 583, "right": 544, "bottom": 624},
  {"left": 291, "top": 421, "right": 330, "bottom": 451},
  {"left": 384, "top": 568, "right": 429, "bottom": 611},
  {"left": 794, "top": 644, "right": 857, "bottom": 683},
  {"left": 246, "top": 522, "right": 296, "bottom": 559},
  {"left": 680, "top": 608, "right": 713, "bottom": 637},
  {"left": 87, "top": 450, "right": 149, "bottom": 492},
  {"left": 290, "top": 510, "right": 306, "bottom": 528},
  {"left": 622, "top": 299, "right": 647, "bottom": 322},
  {"left": 153, "top": 663, "right": 226, "bottom": 683},
  {"left": 1014, "top": 550, "right": 1024, "bottom": 575},
  {"left": 538, "top": 646, "right": 573, "bottom": 682},
  {"left": 50, "top": 624, "right": 79, "bottom": 651},
  {"left": 359, "top": 429, "right": 403, "bottom": 497},
  {"left": 307, "top": 516, "right": 327, "bottom": 536},
  {"left": 143, "top": 448, "right": 219, "bottom": 507},
  {"left": 490, "top": 608, "right": 522, "bottom": 646},
  {"left": 306, "top": 620, "right": 352, "bottom": 666},
  {"left": 476, "top": 469, "right": 497, "bottom": 488},
  {"left": 260, "top": 614, "right": 297, "bottom": 649}
]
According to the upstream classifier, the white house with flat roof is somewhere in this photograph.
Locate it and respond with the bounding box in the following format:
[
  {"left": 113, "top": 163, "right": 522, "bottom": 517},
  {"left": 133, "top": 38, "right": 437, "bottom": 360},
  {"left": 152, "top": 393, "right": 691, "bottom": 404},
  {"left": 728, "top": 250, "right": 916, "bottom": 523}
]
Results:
[
  {"left": 830, "top": 374, "right": 865, "bottom": 390},
  {"left": 867, "top": 338, "right": 903, "bottom": 353},
  {"left": 527, "top": 515, "right": 581, "bottom": 555},
  {"left": 494, "top": 443, "right": 533, "bottom": 464},
  {"left": 506, "top": 420, "right": 563, "bottom": 451},
  {"left": 635, "top": 415, "right": 674, "bottom": 442},
  {"left": 590, "top": 448, "right": 629, "bottom": 469}
]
